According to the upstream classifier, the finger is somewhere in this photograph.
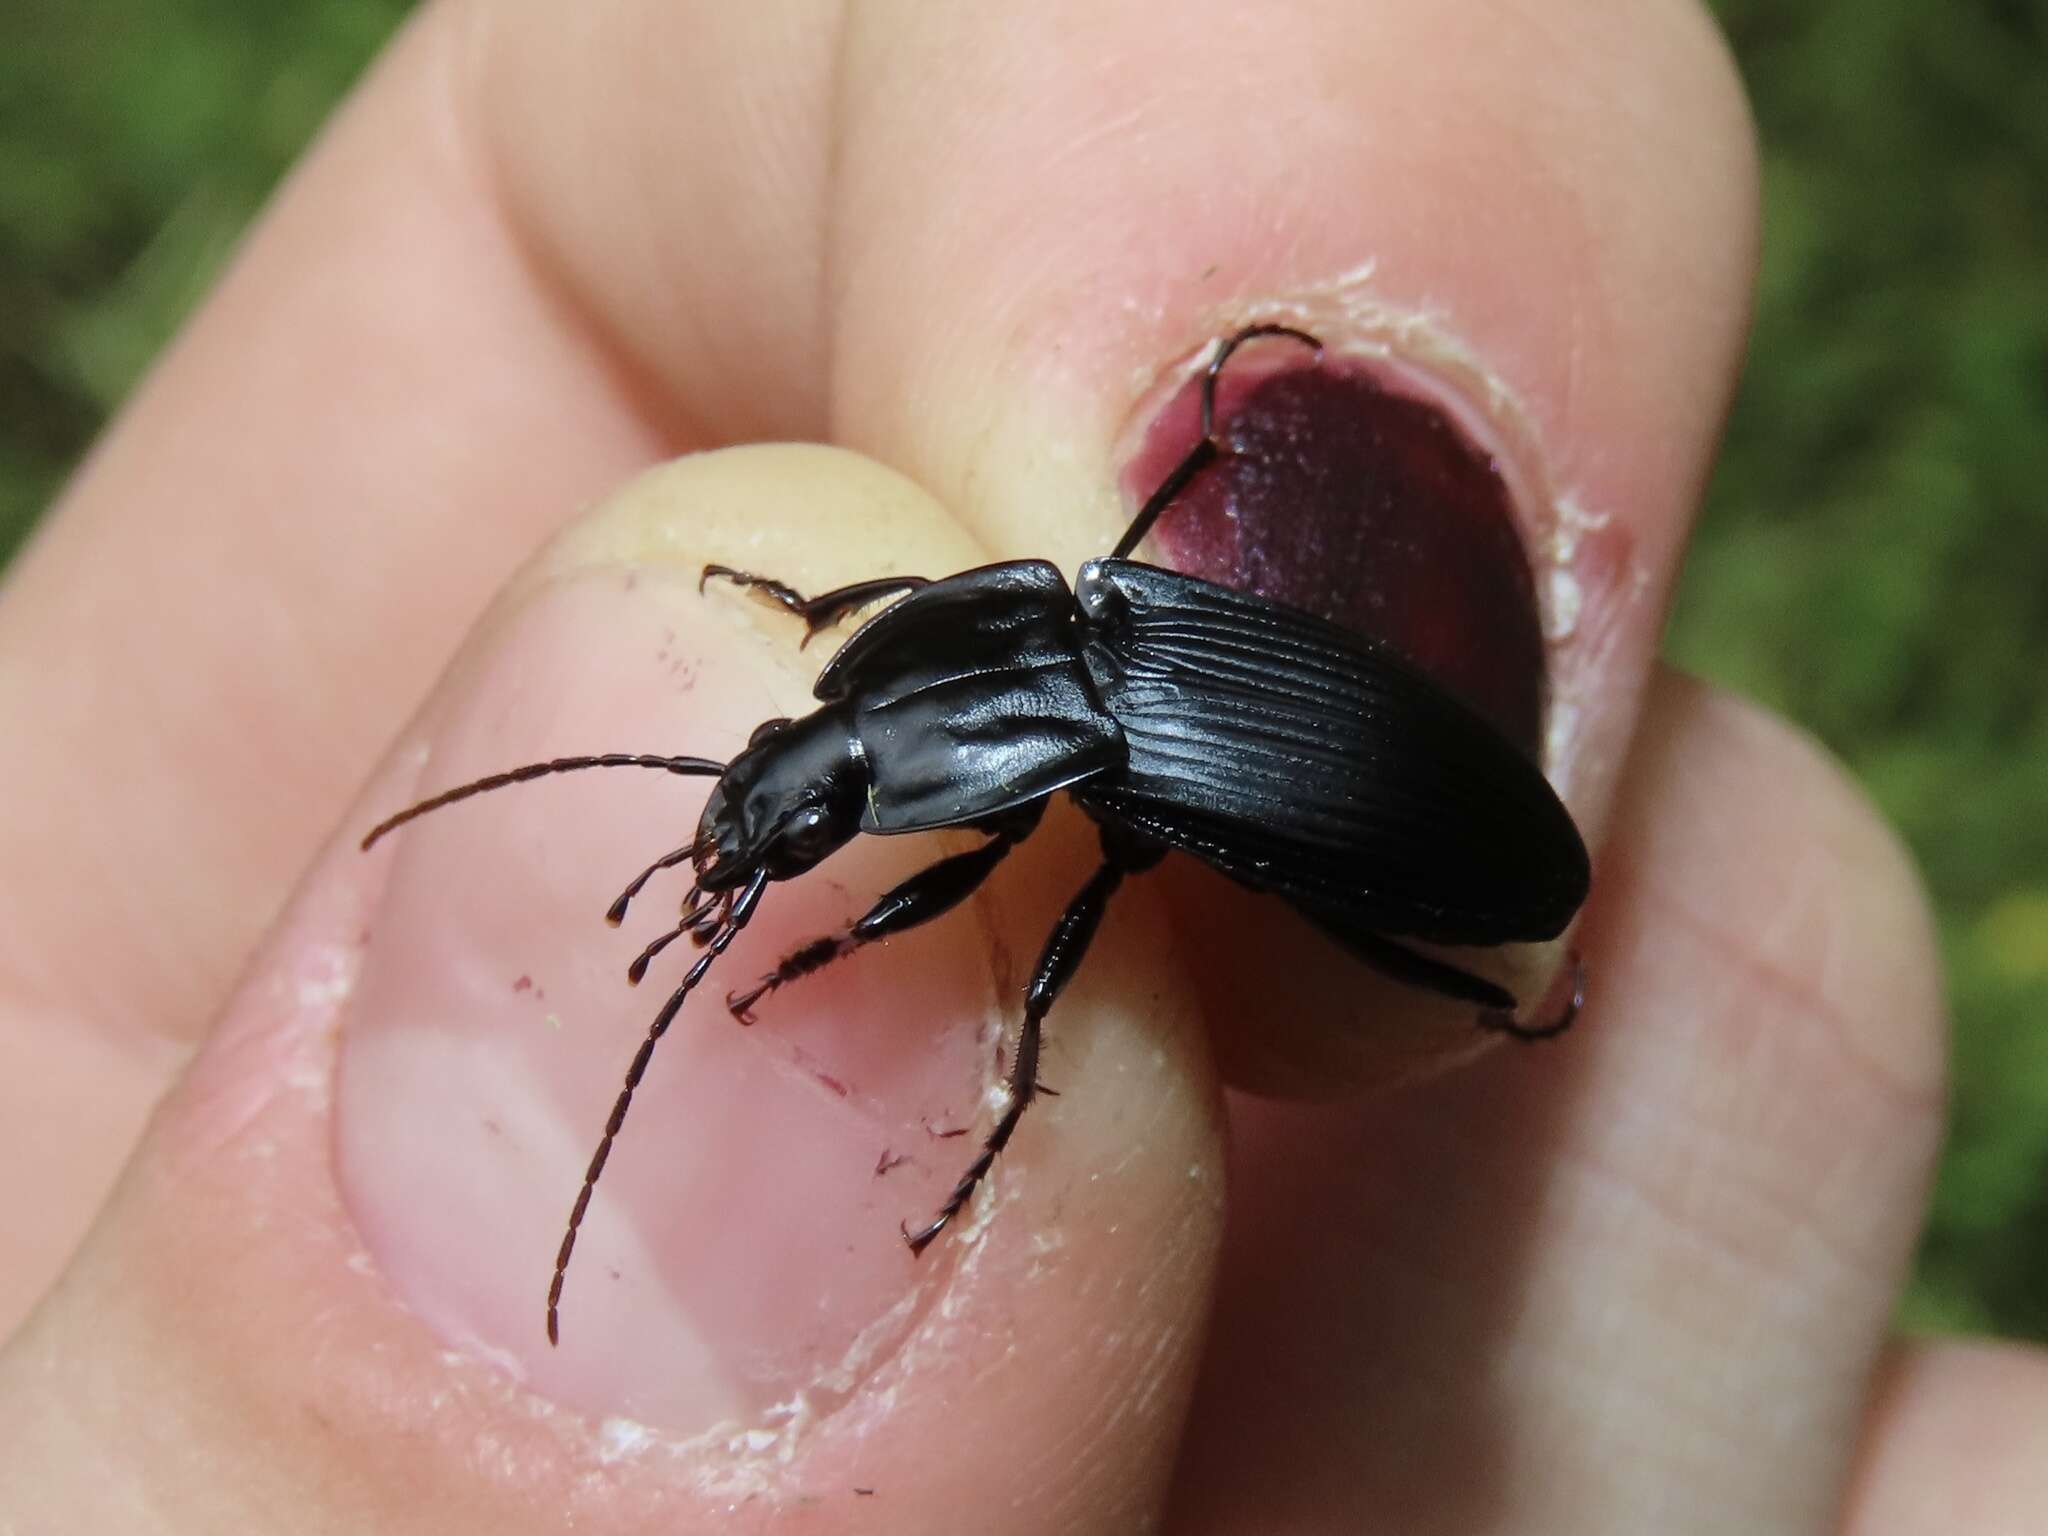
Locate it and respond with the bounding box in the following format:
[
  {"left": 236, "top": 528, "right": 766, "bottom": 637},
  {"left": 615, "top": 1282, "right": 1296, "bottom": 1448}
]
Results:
[
  {"left": 0, "top": 451, "right": 1222, "bottom": 1532},
  {"left": 0, "top": 7, "right": 684, "bottom": 1327},
  {"left": 4, "top": 6, "right": 1761, "bottom": 1515},
  {"left": 1842, "top": 1340, "right": 2048, "bottom": 1534},
  {"left": 0, "top": 10, "right": 659, "bottom": 1044},
  {"left": 796, "top": 0, "right": 1757, "bottom": 1084},
  {"left": 0, "top": 0, "right": 1757, "bottom": 1314},
  {"left": 0, "top": 1, "right": 859, "bottom": 1332},
  {"left": 1168, "top": 672, "right": 1946, "bottom": 1532},
  {"left": 0, "top": 0, "right": 1761, "bottom": 1327}
]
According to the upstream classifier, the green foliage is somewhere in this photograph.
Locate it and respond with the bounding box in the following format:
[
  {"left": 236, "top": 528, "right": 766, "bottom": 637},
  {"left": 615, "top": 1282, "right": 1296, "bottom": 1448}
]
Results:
[
  {"left": 1, "top": 1, "right": 2043, "bottom": 1334},
  {"left": 0, "top": 0, "right": 408, "bottom": 554},
  {"left": 1674, "top": 0, "right": 2048, "bottom": 1332}
]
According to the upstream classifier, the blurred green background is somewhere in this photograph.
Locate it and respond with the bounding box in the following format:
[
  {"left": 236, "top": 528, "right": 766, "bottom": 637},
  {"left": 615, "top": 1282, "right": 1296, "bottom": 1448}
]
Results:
[{"left": 2, "top": 3, "right": 2043, "bottom": 1335}]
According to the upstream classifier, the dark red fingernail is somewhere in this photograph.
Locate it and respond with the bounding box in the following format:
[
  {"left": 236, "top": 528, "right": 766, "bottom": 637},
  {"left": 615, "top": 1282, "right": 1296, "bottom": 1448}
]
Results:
[{"left": 1123, "top": 348, "right": 1546, "bottom": 756}]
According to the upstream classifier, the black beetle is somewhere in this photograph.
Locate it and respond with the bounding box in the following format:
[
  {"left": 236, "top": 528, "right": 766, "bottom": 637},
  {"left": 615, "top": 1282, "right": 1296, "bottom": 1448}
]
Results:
[{"left": 362, "top": 325, "right": 1591, "bottom": 1343}]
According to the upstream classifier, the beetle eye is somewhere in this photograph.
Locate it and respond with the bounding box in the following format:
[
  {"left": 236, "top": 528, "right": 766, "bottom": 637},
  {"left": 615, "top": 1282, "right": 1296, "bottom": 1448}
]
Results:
[
  {"left": 780, "top": 805, "right": 834, "bottom": 860},
  {"left": 749, "top": 716, "right": 792, "bottom": 748}
]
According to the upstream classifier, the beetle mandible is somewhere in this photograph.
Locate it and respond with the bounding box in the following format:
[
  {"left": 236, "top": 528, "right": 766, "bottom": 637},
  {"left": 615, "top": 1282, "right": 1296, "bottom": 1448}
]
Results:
[{"left": 361, "top": 325, "right": 1592, "bottom": 1344}]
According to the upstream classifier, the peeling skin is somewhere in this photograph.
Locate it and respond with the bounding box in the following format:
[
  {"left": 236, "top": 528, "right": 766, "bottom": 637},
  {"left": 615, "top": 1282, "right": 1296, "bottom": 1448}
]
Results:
[{"left": 438, "top": 1129, "right": 996, "bottom": 1496}]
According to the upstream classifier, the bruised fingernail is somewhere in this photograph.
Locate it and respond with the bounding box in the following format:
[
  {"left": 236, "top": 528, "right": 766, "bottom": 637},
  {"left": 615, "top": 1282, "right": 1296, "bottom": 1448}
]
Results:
[
  {"left": 1122, "top": 343, "right": 1546, "bottom": 755},
  {"left": 335, "top": 555, "right": 988, "bottom": 1436}
]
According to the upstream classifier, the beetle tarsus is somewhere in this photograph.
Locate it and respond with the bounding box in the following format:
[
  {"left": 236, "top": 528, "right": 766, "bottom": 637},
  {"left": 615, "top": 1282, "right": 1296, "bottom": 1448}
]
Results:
[
  {"left": 1109, "top": 322, "right": 1325, "bottom": 561},
  {"left": 723, "top": 936, "right": 852, "bottom": 1021},
  {"left": 1295, "top": 907, "right": 1519, "bottom": 1010},
  {"left": 1196, "top": 324, "right": 1323, "bottom": 434},
  {"left": 700, "top": 565, "right": 931, "bottom": 643},
  {"left": 905, "top": 844, "right": 1136, "bottom": 1254},
  {"left": 1481, "top": 953, "right": 1586, "bottom": 1042},
  {"left": 725, "top": 829, "right": 1028, "bottom": 1023}
]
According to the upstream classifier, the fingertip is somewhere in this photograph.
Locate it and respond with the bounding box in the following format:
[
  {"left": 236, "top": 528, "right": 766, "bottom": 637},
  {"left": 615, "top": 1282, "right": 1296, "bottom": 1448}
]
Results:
[
  {"left": 1844, "top": 1340, "right": 2048, "bottom": 1535},
  {"left": 1621, "top": 672, "right": 1947, "bottom": 1104},
  {"left": 3, "top": 445, "right": 1227, "bottom": 1530}
]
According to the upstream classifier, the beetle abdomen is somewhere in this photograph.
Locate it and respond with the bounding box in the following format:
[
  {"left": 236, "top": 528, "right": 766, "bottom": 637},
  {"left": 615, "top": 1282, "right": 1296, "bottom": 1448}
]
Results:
[{"left": 1075, "top": 559, "right": 1587, "bottom": 944}]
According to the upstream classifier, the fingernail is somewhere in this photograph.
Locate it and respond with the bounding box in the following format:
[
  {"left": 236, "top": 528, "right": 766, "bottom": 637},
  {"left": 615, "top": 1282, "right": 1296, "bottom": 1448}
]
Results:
[
  {"left": 336, "top": 563, "right": 992, "bottom": 1435},
  {"left": 1122, "top": 341, "right": 1547, "bottom": 755}
]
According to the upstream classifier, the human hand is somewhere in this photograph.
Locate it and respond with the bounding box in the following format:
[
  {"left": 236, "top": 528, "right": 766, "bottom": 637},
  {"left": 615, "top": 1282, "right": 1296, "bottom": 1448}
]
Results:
[{"left": 3, "top": 2, "right": 2028, "bottom": 1530}]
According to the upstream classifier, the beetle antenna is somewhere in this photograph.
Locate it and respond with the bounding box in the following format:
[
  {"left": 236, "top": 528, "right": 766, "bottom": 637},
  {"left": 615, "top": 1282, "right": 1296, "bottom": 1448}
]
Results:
[
  {"left": 547, "top": 866, "right": 769, "bottom": 1346},
  {"left": 362, "top": 754, "right": 725, "bottom": 851},
  {"left": 607, "top": 838, "right": 710, "bottom": 926},
  {"left": 1109, "top": 323, "right": 1324, "bottom": 561}
]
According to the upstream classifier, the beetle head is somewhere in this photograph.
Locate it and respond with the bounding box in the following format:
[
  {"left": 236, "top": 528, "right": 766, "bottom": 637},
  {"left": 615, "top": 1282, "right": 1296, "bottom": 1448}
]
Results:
[{"left": 694, "top": 709, "right": 866, "bottom": 889}]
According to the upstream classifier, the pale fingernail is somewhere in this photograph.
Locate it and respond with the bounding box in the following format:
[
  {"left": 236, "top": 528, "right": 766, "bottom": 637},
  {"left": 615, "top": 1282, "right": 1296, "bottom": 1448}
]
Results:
[{"left": 335, "top": 562, "right": 991, "bottom": 1435}]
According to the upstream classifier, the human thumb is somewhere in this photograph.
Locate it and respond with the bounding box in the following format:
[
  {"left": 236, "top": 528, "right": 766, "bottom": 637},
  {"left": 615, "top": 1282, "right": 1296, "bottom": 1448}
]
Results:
[{"left": 0, "top": 447, "right": 1221, "bottom": 1533}]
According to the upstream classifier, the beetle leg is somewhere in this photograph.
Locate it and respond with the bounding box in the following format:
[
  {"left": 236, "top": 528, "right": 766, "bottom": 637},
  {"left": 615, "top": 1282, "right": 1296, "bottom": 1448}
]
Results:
[
  {"left": 1108, "top": 323, "right": 1323, "bottom": 561},
  {"left": 1299, "top": 913, "right": 1519, "bottom": 1012},
  {"left": 903, "top": 830, "right": 1161, "bottom": 1253},
  {"left": 1479, "top": 952, "right": 1586, "bottom": 1043},
  {"left": 1306, "top": 906, "right": 1583, "bottom": 1041},
  {"left": 726, "top": 818, "right": 1036, "bottom": 1021},
  {"left": 699, "top": 565, "right": 930, "bottom": 646}
]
